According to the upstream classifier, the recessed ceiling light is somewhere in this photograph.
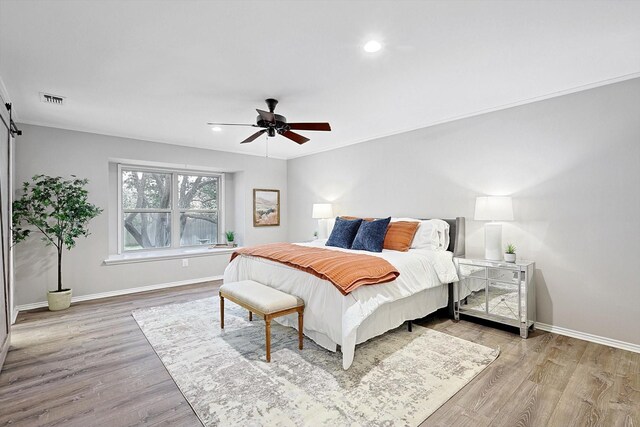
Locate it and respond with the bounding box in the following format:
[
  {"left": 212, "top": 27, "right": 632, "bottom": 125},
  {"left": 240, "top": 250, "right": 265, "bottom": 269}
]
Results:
[
  {"left": 363, "top": 40, "right": 382, "bottom": 53},
  {"left": 210, "top": 126, "right": 222, "bottom": 132}
]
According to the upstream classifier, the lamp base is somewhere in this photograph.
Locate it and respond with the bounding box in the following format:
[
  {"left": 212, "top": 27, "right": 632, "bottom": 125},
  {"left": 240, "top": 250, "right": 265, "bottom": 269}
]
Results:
[
  {"left": 484, "top": 223, "right": 503, "bottom": 261},
  {"left": 317, "top": 219, "right": 329, "bottom": 239}
]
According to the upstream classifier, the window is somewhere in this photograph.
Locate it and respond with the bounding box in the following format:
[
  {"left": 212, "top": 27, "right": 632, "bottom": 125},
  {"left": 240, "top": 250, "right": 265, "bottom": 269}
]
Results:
[
  {"left": 122, "top": 170, "right": 172, "bottom": 250},
  {"left": 178, "top": 174, "right": 219, "bottom": 247},
  {"left": 120, "top": 166, "right": 223, "bottom": 252}
]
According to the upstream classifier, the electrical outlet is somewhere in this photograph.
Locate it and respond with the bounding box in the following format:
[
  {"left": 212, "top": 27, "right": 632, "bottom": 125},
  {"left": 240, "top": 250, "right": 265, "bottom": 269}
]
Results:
[{"left": 182, "top": 259, "right": 189, "bottom": 267}]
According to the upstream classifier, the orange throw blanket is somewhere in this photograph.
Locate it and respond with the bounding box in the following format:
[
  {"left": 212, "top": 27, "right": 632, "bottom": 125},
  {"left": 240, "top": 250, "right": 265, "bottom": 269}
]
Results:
[{"left": 230, "top": 243, "right": 400, "bottom": 295}]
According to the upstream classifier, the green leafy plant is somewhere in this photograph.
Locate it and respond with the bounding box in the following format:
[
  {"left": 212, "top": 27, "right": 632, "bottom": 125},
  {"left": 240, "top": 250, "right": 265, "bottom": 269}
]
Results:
[
  {"left": 12, "top": 175, "right": 103, "bottom": 292},
  {"left": 225, "top": 230, "right": 235, "bottom": 242},
  {"left": 505, "top": 243, "right": 516, "bottom": 254}
]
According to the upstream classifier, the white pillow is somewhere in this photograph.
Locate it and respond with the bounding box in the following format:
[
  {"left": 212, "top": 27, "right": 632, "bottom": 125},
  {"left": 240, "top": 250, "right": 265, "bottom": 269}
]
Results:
[
  {"left": 391, "top": 218, "right": 450, "bottom": 250},
  {"left": 436, "top": 219, "right": 451, "bottom": 250}
]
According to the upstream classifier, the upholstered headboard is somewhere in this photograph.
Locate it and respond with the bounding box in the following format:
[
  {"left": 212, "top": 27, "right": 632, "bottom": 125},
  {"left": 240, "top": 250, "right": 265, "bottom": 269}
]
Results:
[
  {"left": 441, "top": 217, "right": 465, "bottom": 316},
  {"left": 444, "top": 217, "right": 465, "bottom": 258}
]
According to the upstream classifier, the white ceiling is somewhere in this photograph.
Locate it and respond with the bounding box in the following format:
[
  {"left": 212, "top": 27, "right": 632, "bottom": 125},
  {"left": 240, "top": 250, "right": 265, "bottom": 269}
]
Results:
[{"left": 1, "top": 0, "right": 639, "bottom": 159}]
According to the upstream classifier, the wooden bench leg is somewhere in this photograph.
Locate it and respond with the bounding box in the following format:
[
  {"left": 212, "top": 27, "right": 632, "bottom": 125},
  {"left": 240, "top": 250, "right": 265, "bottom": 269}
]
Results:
[
  {"left": 220, "top": 295, "right": 224, "bottom": 329},
  {"left": 298, "top": 308, "right": 304, "bottom": 350},
  {"left": 265, "top": 316, "right": 271, "bottom": 362},
  {"left": 249, "top": 311, "right": 252, "bottom": 321}
]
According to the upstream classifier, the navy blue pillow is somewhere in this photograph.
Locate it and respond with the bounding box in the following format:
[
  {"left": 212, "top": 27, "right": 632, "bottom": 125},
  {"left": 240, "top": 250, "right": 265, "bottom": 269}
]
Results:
[
  {"left": 351, "top": 217, "right": 391, "bottom": 252},
  {"left": 326, "top": 217, "right": 363, "bottom": 249}
]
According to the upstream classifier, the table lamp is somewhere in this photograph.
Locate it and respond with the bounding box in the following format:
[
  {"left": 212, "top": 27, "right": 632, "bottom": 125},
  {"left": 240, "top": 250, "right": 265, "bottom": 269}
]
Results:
[
  {"left": 474, "top": 196, "right": 513, "bottom": 261},
  {"left": 312, "top": 203, "right": 333, "bottom": 239}
]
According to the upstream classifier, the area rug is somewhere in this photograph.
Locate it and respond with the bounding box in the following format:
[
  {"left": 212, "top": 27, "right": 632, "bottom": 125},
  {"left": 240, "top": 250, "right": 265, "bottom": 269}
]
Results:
[{"left": 132, "top": 297, "right": 499, "bottom": 427}]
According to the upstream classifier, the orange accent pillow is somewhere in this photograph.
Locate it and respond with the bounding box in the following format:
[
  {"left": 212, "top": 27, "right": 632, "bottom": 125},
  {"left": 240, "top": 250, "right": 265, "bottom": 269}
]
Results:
[{"left": 383, "top": 221, "right": 419, "bottom": 252}]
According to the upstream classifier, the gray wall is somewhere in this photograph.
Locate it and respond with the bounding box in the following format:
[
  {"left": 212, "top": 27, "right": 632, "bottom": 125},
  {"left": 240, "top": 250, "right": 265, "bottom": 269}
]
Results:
[
  {"left": 14, "top": 125, "right": 287, "bottom": 306},
  {"left": 288, "top": 78, "right": 640, "bottom": 345}
]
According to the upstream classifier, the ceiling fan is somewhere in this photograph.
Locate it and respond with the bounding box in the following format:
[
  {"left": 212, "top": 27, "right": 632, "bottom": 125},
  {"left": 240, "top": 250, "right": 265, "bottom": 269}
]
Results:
[{"left": 207, "top": 98, "right": 331, "bottom": 145}]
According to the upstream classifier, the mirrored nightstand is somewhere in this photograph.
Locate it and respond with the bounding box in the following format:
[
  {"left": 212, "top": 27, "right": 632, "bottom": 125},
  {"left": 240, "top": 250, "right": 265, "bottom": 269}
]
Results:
[{"left": 454, "top": 257, "right": 535, "bottom": 338}]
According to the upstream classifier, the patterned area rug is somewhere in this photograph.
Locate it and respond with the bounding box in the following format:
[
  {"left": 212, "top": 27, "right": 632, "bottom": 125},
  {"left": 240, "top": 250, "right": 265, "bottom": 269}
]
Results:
[{"left": 133, "top": 297, "right": 499, "bottom": 427}]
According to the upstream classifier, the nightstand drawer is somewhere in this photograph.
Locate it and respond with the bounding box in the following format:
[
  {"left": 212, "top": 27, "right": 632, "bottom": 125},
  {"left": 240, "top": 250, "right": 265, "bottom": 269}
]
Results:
[
  {"left": 458, "top": 264, "right": 486, "bottom": 279},
  {"left": 487, "top": 267, "right": 520, "bottom": 285}
]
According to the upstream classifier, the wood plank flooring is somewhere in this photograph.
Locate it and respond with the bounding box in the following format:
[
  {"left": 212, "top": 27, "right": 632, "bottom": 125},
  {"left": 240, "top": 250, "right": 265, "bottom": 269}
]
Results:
[{"left": 0, "top": 281, "right": 637, "bottom": 426}]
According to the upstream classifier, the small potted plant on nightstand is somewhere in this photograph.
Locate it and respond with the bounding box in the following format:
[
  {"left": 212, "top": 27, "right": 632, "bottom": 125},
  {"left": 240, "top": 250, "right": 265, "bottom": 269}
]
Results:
[
  {"left": 12, "top": 175, "right": 102, "bottom": 311},
  {"left": 504, "top": 243, "right": 516, "bottom": 263},
  {"left": 225, "top": 231, "right": 236, "bottom": 247}
]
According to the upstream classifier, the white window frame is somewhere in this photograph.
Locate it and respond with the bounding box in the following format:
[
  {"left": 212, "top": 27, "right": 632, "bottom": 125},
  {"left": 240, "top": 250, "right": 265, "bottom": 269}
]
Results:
[{"left": 117, "top": 164, "right": 225, "bottom": 254}]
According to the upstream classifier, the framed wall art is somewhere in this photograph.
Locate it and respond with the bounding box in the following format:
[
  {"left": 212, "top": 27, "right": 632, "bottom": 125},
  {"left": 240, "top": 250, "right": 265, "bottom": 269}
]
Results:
[{"left": 253, "top": 189, "right": 280, "bottom": 227}]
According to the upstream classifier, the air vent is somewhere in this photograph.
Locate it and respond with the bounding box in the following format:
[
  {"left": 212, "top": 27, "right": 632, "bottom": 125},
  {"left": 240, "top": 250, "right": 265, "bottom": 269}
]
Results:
[{"left": 39, "top": 92, "right": 65, "bottom": 105}]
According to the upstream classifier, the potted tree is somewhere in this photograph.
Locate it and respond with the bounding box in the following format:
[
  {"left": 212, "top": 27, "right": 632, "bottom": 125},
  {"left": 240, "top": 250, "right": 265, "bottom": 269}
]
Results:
[
  {"left": 225, "top": 230, "right": 236, "bottom": 247},
  {"left": 12, "top": 175, "right": 102, "bottom": 311},
  {"left": 504, "top": 243, "right": 517, "bottom": 263}
]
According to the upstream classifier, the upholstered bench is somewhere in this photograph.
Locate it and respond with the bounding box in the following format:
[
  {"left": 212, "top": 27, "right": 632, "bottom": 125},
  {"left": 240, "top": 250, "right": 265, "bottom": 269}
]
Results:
[{"left": 219, "top": 280, "right": 305, "bottom": 362}]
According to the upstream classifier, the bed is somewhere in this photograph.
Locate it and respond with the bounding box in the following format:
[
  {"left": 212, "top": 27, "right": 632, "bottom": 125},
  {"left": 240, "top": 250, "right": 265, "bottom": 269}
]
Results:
[{"left": 223, "top": 217, "right": 466, "bottom": 369}]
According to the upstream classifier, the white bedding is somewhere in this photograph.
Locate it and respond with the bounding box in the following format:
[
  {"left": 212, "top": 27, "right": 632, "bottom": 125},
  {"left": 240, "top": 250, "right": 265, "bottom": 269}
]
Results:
[{"left": 223, "top": 239, "right": 458, "bottom": 369}]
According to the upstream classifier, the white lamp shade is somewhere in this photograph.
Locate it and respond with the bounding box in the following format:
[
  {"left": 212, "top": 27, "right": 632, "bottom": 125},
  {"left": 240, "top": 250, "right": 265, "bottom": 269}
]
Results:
[
  {"left": 474, "top": 196, "right": 514, "bottom": 221},
  {"left": 312, "top": 203, "right": 333, "bottom": 219}
]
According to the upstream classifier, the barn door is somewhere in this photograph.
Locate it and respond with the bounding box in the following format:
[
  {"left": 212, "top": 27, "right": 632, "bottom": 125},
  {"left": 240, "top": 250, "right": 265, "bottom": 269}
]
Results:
[{"left": 0, "top": 104, "right": 13, "bottom": 372}]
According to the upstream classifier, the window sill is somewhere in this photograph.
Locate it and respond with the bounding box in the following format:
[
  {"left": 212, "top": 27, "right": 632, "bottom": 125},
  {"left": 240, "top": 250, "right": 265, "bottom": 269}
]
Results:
[{"left": 103, "top": 246, "right": 239, "bottom": 266}]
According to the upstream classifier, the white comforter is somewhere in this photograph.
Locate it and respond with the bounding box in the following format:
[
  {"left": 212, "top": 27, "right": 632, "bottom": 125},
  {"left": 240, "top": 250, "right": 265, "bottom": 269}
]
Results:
[{"left": 223, "top": 240, "right": 458, "bottom": 369}]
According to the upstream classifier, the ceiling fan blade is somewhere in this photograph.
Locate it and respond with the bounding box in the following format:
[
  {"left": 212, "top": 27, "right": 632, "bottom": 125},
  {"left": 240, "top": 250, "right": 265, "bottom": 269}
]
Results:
[
  {"left": 288, "top": 122, "right": 331, "bottom": 131},
  {"left": 256, "top": 109, "right": 275, "bottom": 123},
  {"left": 240, "top": 129, "right": 267, "bottom": 144},
  {"left": 281, "top": 130, "right": 310, "bottom": 145},
  {"left": 207, "top": 122, "right": 257, "bottom": 127}
]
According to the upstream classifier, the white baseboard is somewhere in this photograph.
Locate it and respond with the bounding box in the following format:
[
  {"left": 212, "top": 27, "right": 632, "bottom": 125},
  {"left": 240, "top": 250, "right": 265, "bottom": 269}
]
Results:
[
  {"left": 15, "top": 275, "right": 223, "bottom": 313},
  {"left": 536, "top": 322, "right": 639, "bottom": 354}
]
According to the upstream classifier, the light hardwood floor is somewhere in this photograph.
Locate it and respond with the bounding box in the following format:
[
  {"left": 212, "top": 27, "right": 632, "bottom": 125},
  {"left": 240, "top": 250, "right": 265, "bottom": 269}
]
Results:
[{"left": 0, "top": 281, "right": 637, "bottom": 426}]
